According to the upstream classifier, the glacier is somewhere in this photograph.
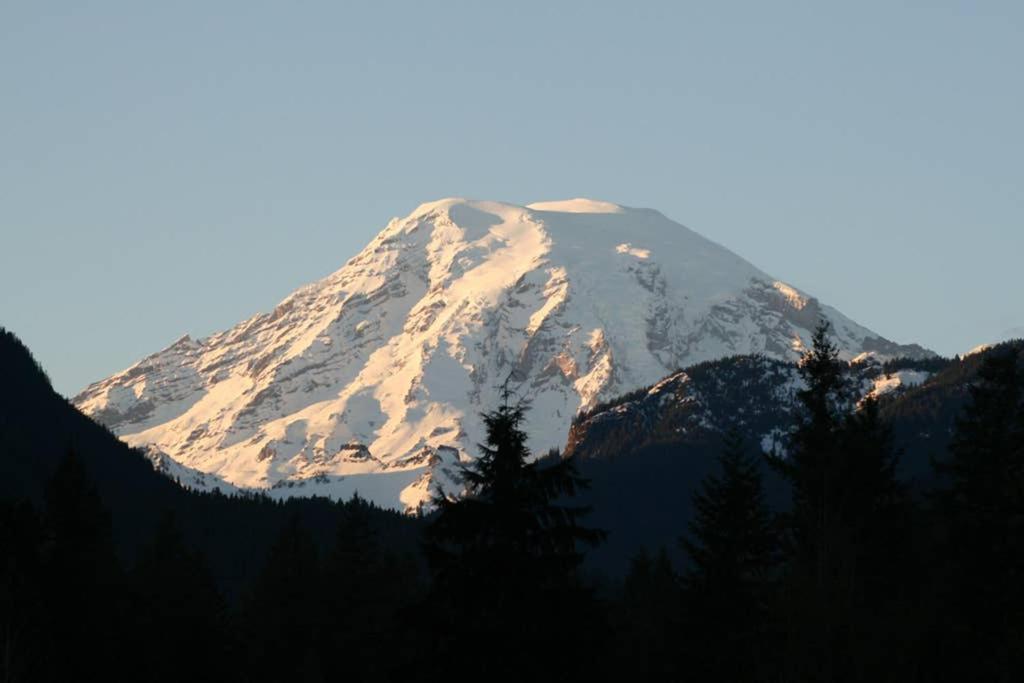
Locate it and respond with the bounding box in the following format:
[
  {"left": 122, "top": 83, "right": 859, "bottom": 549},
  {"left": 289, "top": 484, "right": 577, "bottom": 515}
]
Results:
[{"left": 74, "top": 198, "right": 931, "bottom": 510}]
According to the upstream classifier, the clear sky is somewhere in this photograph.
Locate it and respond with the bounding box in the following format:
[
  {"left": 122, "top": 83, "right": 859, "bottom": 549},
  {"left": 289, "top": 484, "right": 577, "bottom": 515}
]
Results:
[{"left": 2, "top": 1, "right": 1021, "bottom": 396}]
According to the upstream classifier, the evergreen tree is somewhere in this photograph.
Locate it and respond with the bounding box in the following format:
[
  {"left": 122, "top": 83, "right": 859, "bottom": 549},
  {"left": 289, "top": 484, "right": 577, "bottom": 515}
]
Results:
[
  {"left": 615, "top": 547, "right": 681, "bottom": 679},
  {"left": 834, "top": 396, "right": 917, "bottom": 680},
  {"left": 771, "top": 322, "right": 911, "bottom": 682},
  {"left": 41, "top": 450, "right": 129, "bottom": 682},
  {"left": 0, "top": 500, "right": 46, "bottom": 683},
  {"left": 836, "top": 396, "right": 908, "bottom": 593},
  {"left": 932, "top": 346, "right": 1024, "bottom": 681},
  {"left": 682, "top": 428, "right": 778, "bottom": 682},
  {"left": 243, "top": 514, "right": 324, "bottom": 683},
  {"left": 321, "top": 495, "right": 418, "bottom": 681},
  {"left": 771, "top": 322, "right": 849, "bottom": 580},
  {"left": 684, "top": 429, "right": 777, "bottom": 594},
  {"left": 769, "top": 322, "right": 852, "bottom": 682},
  {"left": 422, "top": 388, "right": 605, "bottom": 678},
  {"left": 128, "top": 512, "right": 231, "bottom": 683}
]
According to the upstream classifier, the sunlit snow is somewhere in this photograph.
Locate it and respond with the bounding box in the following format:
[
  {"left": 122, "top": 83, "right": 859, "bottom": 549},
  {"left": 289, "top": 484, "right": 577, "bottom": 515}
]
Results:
[{"left": 74, "top": 198, "right": 925, "bottom": 510}]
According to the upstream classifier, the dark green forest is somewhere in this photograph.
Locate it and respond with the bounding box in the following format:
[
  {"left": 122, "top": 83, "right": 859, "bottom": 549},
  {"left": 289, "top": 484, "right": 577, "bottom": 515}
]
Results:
[{"left": 2, "top": 325, "right": 1023, "bottom": 682}]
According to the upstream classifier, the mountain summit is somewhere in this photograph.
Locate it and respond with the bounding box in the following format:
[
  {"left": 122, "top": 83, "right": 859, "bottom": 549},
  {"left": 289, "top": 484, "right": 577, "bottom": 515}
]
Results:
[{"left": 74, "top": 198, "right": 930, "bottom": 509}]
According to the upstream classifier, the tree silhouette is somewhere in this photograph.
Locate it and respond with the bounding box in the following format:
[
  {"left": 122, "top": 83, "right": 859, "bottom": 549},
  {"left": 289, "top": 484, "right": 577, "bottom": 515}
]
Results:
[
  {"left": 771, "top": 322, "right": 911, "bottom": 681},
  {"left": 771, "top": 323, "right": 850, "bottom": 577},
  {"left": 321, "top": 495, "right": 418, "bottom": 681},
  {"left": 615, "top": 547, "right": 682, "bottom": 678},
  {"left": 243, "top": 514, "right": 324, "bottom": 683},
  {"left": 128, "top": 512, "right": 230, "bottom": 682},
  {"left": 42, "top": 450, "right": 129, "bottom": 682},
  {"left": 932, "top": 345, "right": 1024, "bottom": 681},
  {"left": 683, "top": 428, "right": 778, "bottom": 682},
  {"left": 0, "top": 500, "right": 46, "bottom": 683},
  {"left": 423, "top": 389, "right": 605, "bottom": 677}
]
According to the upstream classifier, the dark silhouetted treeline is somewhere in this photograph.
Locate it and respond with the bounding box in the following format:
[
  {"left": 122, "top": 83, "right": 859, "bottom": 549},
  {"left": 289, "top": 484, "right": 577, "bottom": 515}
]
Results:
[
  {"left": 3, "top": 325, "right": 1024, "bottom": 681},
  {"left": 611, "top": 328, "right": 1024, "bottom": 682}
]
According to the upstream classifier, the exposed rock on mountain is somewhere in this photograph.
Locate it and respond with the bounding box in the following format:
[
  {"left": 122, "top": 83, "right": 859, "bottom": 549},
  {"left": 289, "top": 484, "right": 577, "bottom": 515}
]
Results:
[{"left": 74, "top": 198, "right": 931, "bottom": 509}]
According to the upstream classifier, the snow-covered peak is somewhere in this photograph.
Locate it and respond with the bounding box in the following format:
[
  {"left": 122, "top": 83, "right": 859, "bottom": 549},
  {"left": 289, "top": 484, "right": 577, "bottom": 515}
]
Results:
[
  {"left": 74, "top": 198, "right": 932, "bottom": 511},
  {"left": 526, "top": 198, "right": 626, "bottom": 214}
]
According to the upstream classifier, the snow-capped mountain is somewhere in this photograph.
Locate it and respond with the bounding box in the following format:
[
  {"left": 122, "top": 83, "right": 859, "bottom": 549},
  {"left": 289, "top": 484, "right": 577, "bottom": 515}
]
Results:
[{"left": 73, "top": 198, "right": 931, "bottom": 510}]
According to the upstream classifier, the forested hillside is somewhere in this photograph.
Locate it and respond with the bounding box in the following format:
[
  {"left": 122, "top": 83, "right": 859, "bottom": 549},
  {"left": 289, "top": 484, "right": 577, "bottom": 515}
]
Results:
[{"left": 3, "top": 326, "right": 1023, "bottom": 681}]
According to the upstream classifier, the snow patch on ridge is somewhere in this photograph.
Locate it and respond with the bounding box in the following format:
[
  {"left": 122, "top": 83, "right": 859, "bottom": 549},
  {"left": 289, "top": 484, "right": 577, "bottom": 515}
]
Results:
[
  {"left": 615, "top": 243, "right": 651, "bottom": 259},
  {"left": 772, "top": 281, "right": 810, "bottom": 310},
  {"left": 867, "top": 369, "right": 931, "bottom": 399},
  {"left": 965, "top": 343, "right": 993, "bottom": 357}
]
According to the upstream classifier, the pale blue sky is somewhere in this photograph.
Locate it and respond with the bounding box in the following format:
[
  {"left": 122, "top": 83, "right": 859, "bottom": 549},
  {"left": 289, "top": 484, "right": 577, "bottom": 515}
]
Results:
[{"left": 2, "top": 1, "right": 1021, "bottom": 396}]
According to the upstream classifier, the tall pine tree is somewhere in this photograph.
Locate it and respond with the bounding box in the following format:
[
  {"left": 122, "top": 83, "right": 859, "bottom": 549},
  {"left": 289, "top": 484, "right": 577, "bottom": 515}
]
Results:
[
  {"left": 682, "top": 428, "right": 778, "bottom": 683},
  {"left": 41, "top": 450, "right": 129, "bottom": 682},
  {"left": 771, "top": 321, "right": 911, "bottom": 682},
  {"left": 0, "top": 500, "right": 46, "bottom": 683},
  {"left": 422, "top": 387, "right": 605, "bottom": 678},
  {"left": 932, "top": 345, "right": 1024, "bottom": 681},
  {"left": 127, "top": 512, "right": 231, "bottom": 683},
  {"left": 243, "top": 514, "right": 324, "bottom": 683},
  {"left": 614, "top": 547, "right": 681, "bottom": 679},
  {"left": 321, "top": 495, "right": 418, "bottom": 681}
]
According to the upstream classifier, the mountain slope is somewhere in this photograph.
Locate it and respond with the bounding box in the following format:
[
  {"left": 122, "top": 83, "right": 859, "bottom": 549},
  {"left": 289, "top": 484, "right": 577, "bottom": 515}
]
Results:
[
  {"left": 0, "top": 327, "right": 422, "bottom": 590},
  {"left": 565, "top": 353, "right": 953, "bottom": 465},
  {"left": 566, "top": 347, "right": 1017, "bottom": 575},
  {"left": 74, "top": 198, "right": 931, "bottom": 509}
]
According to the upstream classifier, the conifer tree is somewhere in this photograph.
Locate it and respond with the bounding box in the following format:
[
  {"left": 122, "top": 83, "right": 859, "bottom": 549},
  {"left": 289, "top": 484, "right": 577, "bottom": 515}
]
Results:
[
  {"left": 0, "top": 500, "right": 46, "bottom": 683},
  {"left": 243, "top": 514, "right": 324, "bottom": 683},
  {"left": 933, "top": 346, "right": 1024, "bottom": 680},
  {"left": 42, "top": 450, "right": 128, "bottom": 682},
  {"left": 423, "top": 386, "right": 605, "bottom": 677},
  {"left": 426, "top": 388, "right": 604, "bottom": 583},
  {"left": 770, "top": 322, "right": 844, "bottom": 681},
  {"left": 128, "top": 512, "right": 230, "bottom": 682},
  {"left": 771, "top": 322, "right": 911, "bottom": 681},
  {"left": 685, "top": 429, "right": 777, "bottom": 594},
  {"left": 624, "top": 546, "right": 678, "bottom": 607},
  {"left": 835, "top": 395, "right": 916, "bottom": 679},
  {"left": 616, "top": 548, "right": 681, "bottom": 679},
  {"left": 836, "top": 396, "right": 906, "bottom": 587},
  {"left": 321, "top": 495, "right": 416, "bottom": 681},
  {"left": 683, "top": 429, "right": 777, "bottom": 682},
  {"left": 771, "top": 322, "right": 849, "bottom": 580}
]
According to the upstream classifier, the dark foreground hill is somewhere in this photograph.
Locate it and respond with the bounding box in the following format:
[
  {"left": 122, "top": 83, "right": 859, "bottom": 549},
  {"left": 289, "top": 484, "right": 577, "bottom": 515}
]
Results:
[
  {"left": 4, "top": 325, "right": 1014, "bottom": 580},
  {"left": 4, "top": 325, "right": 1024, "bottom": 681},
  {"left": 568, "top": 347, "right": 1014, "bottom": 575},
  {"left": 0, "top": 327, "right": 422, "bottom": 595}
]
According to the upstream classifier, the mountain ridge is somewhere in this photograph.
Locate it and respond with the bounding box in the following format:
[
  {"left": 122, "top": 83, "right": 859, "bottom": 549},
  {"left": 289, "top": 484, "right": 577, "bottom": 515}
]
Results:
[{"left": 73, "top": 198, "right": 932, "bottom": 509}]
